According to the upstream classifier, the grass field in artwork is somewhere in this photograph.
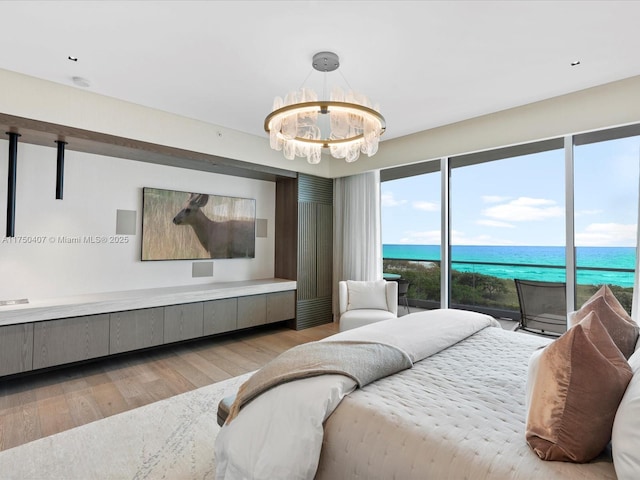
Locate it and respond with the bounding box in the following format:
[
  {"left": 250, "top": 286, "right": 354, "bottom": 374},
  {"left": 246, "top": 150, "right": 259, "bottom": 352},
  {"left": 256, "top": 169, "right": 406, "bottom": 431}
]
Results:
[{"left": 141, "top": 187, "right": 256, "bottom": 261}]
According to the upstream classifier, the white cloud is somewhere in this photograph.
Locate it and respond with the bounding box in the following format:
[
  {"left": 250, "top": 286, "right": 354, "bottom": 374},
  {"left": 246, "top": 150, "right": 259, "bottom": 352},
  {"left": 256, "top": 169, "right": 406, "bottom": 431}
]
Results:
[
  {"left": 412, "top": 200, "right": 439, "bottom": 212},
  {"left": 481, "top": 195, "right": 510, "bottom": 204},
  {"left": 381, "top": 191, "right": 406, "bottom": 207},
  {"left": 576, "top": 223, "right": 637, "bottom": 246},
  {"left": 476, "top": 219, "right": 515, "bottom": 228},
  {"left": 482, "top": 197, "right": 563, "bottom": 222}
]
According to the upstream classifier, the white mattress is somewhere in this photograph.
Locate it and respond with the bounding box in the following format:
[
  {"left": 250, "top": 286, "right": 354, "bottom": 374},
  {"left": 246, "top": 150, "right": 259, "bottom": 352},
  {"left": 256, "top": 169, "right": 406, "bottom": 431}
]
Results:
[{"left": 316, "top": 327, "right": 616, "bottom": 480}]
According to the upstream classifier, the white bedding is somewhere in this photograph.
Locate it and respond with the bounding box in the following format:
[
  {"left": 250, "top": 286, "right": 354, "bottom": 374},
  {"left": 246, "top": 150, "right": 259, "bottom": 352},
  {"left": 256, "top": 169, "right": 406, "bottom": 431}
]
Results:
[
  {"left": 215, "top": 309, "right": 498, "bottom": 479},
  {"left": 215, "top": 309, "right": 617, "bottom": 479},
  {"left": 316, "top": 326, "right": 616, "bottom": 480}
]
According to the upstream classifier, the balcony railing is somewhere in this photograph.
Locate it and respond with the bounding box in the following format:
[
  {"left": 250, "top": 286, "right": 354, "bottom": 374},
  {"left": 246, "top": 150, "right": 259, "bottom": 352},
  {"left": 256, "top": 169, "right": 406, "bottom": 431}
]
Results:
[{"left": 383, "top": 257, "right": 635, "bottom": 319}]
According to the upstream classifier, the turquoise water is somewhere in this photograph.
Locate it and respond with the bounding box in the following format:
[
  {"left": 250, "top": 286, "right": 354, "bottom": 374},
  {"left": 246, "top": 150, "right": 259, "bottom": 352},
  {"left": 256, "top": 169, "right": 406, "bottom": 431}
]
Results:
[{"left": 383, "top": 245, "right": 636, "bottom": 288}]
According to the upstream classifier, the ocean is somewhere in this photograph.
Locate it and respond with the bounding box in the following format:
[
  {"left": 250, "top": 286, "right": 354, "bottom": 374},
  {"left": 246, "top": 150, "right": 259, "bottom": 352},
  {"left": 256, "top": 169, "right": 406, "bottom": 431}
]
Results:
[{"left": 383, "top": 244, "right": 637, "bottom": 288}]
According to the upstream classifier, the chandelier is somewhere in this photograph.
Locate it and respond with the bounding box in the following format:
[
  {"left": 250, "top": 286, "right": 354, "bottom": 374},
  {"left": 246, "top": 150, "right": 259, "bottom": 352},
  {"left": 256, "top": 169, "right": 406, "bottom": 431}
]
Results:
[{"left": 264, "top": 52, "right": 386, "bottom": 164}]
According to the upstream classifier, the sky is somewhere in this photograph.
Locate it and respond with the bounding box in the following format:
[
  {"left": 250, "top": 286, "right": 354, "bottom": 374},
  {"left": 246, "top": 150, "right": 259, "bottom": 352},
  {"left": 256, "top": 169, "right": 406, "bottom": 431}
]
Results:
[{"left": 381, "top": 135, "right": 640, "bottom": 247}]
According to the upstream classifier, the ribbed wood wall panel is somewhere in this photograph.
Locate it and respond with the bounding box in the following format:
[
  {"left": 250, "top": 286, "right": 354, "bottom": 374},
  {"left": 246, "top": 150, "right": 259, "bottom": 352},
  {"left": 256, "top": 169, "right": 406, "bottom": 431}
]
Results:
[
  {"left": 275, "top": 173, "right": 334, "bottom": 329},
  {"left": 297, "top": 202, "right": 317, "bottom": 300},
  {"left": 316, "top": 203, "right": 333, "bottom": 298},
  {"left": 298, "top": 174, "right": 333, "bottom": 204},
  {"left": 296, "top": 297, "right": 333, "bottom": 329}
]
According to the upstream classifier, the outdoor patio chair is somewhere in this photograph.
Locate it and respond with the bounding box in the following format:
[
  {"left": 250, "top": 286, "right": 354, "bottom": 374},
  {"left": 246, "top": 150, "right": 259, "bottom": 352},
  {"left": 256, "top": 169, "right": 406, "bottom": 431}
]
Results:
[
  {"left": 514, "top": 279, "right": 567, "bottom": 336},
  {"left": 396, "top": 278, "right": 410, "bottom": 314}
]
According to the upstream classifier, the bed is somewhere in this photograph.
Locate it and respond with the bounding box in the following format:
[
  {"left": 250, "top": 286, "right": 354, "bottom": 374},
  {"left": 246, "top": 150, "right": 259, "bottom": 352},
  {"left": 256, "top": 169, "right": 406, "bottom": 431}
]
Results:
[{"left": 215, "top": 308, "right": 638, "bottom": 480}]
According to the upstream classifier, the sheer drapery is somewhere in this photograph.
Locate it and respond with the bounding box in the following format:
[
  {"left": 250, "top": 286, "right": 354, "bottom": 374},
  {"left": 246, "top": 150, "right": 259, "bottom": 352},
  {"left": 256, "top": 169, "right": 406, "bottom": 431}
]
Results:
[
  {"left": 634, "top": 147, "right": 640, "bottom": 321},
  {"left": 333, "top": 171, "right": 382, "bottom": 318}
]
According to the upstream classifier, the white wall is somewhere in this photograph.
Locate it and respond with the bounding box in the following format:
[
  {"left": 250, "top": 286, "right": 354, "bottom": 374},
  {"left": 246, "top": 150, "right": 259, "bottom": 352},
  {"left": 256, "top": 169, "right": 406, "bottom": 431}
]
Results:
[
  {"left": 0, "top": 141, "right": 276, "bottom": 301},
  {"left": 330, "top": 75, "right": 640, "bottom": 178},
  {"left": 2, "top": 69, "right": 640, "bottom": 180},
  {"left": 0, "top": 68, "right": 332, "bottom": 179}
]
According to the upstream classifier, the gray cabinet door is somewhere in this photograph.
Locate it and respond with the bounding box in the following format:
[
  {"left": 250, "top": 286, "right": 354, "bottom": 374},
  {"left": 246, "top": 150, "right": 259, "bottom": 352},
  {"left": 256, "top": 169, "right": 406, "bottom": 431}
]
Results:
[
  {"left": 203, "top": 298, "right": 237, "bottom": 335},
  {"left": 237, "top": 295, "right": 266, "bottom": 329},
  {"left": 163, "top": 302, "right": 204, "bottom": 343},
  {"left": 33, "top": 314, "right": 110, "bottom": 369},
  {"left": 0, "top": 323, "right": 34, "bottom": 376},
  {"left": 266, "top": 291, "right": 296, "bottom": 323},
  {"left": 110, "top": 307, "right": 164, "bottom": 354}
]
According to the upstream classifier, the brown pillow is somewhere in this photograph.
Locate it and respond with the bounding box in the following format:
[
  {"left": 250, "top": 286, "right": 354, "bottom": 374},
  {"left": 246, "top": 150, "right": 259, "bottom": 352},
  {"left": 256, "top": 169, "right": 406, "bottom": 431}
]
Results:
[
  {"left": 572, "top": 285, "right": 638, "bottom": 359},
  {"left": 526, "top": 311, "right": 633, "bottom": 463}
]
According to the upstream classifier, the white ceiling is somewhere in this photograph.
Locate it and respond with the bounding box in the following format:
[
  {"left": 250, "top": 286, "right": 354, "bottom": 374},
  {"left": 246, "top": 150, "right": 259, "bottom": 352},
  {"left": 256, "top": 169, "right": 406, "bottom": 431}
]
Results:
[{"left": 2, "top": 0, "right": 640, "bottom": 144}]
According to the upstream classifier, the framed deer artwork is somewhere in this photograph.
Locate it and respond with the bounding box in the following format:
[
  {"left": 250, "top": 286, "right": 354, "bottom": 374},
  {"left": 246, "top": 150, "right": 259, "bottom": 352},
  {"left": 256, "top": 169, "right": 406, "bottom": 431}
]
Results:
[{"left": 141, "top": 187, "right": 256, "bottom": 261}]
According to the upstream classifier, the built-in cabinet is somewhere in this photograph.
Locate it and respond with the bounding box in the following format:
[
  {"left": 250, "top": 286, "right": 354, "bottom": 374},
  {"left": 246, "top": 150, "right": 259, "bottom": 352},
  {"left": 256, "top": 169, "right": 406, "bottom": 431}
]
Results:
[
  {"left": 237, "top": 295, "right": 267, "bottom": 329},
  {"left": 203, "top": 298, "right": 238, "bottom": 336},
  {"left": 276, "top": 174, "right": 333, "bottom": 329},
  {"left": 33, "top": 314, "right": 110, "bottom": 370},
  {"left": 0, "top": 287, "right": 295, "bottom": 378},
  {"left": 110, "top": 307, "right": 164, "bottom": 354},
  {"left": 164, "top": 302, "right": 204, "bottom": 343},
  {"left": 266, "top": 291, "right": 296, "bottom": 323},
  {"left": 0, "top": 323, "right": 34, "bottom": 376}
]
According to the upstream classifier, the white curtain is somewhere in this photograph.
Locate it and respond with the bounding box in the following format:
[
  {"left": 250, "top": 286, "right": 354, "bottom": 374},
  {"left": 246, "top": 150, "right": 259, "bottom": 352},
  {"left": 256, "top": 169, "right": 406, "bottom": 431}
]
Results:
[
  {"left": 333, "top": 171, "right": 382, "bottom": 317},
  {"left": 633, "top": 146, "right": 640, "bottom": 320}
]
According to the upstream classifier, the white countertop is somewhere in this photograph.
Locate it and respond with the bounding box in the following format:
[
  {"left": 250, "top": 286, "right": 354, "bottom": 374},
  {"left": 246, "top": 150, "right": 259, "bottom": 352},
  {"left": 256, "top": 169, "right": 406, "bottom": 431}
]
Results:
[{"left": 0, "top": 278, "right": 296, "bottom": 326}]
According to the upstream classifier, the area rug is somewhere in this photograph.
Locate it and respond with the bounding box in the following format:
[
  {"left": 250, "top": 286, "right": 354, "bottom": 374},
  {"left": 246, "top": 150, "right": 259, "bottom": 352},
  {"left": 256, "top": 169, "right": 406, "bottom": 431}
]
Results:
[{"left": 0, "top": 373, "right": 251, "bottom": 480}]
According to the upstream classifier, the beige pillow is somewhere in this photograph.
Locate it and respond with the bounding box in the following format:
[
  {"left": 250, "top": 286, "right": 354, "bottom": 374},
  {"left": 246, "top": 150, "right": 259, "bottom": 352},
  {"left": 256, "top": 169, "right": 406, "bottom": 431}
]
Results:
[
  {"left": 572, "top": 285, "right": 638, "bottom": 359},
  {"left": 526, "top": 311, "right": 633, "bottom": 463},
  {"left": 346, "top": 280, "right": 389, "bottom": 311}
]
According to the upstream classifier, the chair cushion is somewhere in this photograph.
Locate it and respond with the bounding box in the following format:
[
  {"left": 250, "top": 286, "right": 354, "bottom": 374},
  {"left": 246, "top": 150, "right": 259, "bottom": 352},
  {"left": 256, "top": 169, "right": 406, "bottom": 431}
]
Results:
[
  {"left": 571, "top": 285, "right": 638, "bottom": 359},
  {"left": 525, "top": 311, "right": 633, "bottom": 462},
  {"left": 339, "top": 309, "right": 397, "bottom": 331},
  {"left": 346, "top": 280, "right": 389, "bottom": 311}
]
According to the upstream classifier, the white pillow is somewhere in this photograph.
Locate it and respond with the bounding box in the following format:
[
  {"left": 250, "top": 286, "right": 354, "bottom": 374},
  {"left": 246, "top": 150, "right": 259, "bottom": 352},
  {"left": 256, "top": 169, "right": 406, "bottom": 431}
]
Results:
[
  {"left": 612, "top": 349, "right": 640, "bottom": 480},
  {"left": 524, "top": 346, "right": 545, "bottom": 413},
  {"left": 346, "top": 280, "right": 389, "bottom": 311}
]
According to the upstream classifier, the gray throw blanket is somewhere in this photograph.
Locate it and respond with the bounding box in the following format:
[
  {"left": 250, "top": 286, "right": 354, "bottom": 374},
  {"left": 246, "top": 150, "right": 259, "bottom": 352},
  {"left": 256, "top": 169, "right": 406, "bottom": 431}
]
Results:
[{"left": 226, "top": 340, "right": 412, "bottom": 423}]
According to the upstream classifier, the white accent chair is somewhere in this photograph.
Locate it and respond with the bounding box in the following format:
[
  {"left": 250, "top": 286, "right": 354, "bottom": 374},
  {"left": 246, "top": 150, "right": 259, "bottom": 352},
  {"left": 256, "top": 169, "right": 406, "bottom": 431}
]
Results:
[{"left": 338, "top": 280, "right": 398, "bottom": 332}]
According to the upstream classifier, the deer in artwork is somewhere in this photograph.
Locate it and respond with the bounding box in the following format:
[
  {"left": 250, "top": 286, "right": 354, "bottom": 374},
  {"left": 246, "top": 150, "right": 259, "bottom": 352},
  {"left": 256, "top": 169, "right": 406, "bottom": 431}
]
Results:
[{"left": 172, "top": 193, "right": 255, "bottom": 258}]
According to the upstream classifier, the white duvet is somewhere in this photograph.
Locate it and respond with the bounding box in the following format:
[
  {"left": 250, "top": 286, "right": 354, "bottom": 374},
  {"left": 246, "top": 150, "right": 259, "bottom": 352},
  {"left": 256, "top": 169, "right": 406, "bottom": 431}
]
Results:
[{"left": 214, "top": 309, "right": 499, "bottom": 480}]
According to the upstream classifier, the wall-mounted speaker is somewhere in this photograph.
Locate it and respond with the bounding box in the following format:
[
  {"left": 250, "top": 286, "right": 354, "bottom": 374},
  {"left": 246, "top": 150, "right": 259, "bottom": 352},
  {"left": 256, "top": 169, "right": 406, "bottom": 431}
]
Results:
[
  {"left": 256, "top": 218, "right": 268, "bottom": 238},
  {"left": 115, "top": 210, "right": 137, "bottom": 235},
  {"left": 192, "top": 261, "right": 214, "bottom": 278}
]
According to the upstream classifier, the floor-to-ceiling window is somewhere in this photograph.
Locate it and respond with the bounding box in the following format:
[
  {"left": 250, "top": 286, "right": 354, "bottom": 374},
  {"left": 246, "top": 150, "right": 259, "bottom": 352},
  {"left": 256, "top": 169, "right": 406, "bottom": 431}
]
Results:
[
  {"left": 573, "top": 126, "right": 640, "bottom": 313},
  {"left": 380, "top": 123, "right": 640, "bottom": 318},
  {"left": 381, "top": 163, "right": 441, "bottom": 308},
  {"left": 448, "top": 141, "right": 565, "bottom": 315}
]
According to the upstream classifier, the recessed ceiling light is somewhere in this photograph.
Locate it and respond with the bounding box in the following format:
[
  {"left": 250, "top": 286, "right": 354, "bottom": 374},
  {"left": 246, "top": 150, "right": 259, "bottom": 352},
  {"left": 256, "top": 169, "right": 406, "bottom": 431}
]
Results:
[
  {"left": 68, "top": 56, "right": 78, "bottom": 62},
  {"left": 72, "top": 76, "right": 91, "bottom": 88},
  {"left": 570, "top": 60, "right": 581, "bottom": 66}
]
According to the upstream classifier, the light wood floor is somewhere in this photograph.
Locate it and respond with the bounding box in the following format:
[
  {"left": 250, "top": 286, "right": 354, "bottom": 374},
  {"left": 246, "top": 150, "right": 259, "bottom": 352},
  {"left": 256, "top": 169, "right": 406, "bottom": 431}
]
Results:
[{"left": 0, "top": 321, "right": 339, "bottom": 453}]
